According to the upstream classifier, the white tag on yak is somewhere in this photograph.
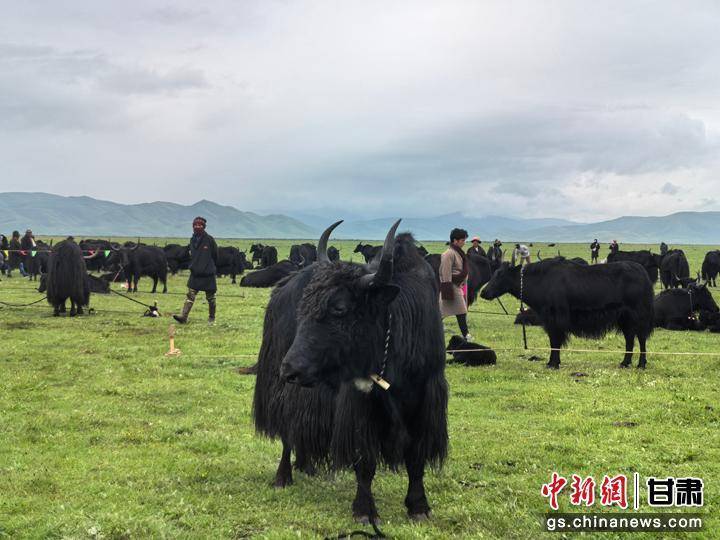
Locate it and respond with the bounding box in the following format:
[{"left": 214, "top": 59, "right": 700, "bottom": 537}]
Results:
[
  {"left": 369, "top": 374, "right": 390, "bottom": 391},
  {"left": 353, "top": 378, "right": 374, "bottom": 393}
]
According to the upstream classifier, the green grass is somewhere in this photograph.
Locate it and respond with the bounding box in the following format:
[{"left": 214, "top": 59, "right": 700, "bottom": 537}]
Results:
[{"left": 0, "top": 240, "right": 718, "bottom": 539}]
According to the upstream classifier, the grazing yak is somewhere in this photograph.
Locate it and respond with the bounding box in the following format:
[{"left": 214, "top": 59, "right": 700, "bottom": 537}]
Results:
[
  {"left": 254, "top": 221, "right": 448, "bottom": 524},
  {"left": 426, "top": 251, "right": 492, "bottom": 307},
  {"left": 107, "top": 242, "right": 168, "bottom": 293},
  {"left": 607, "top": 249, "right": 662, "bottom": 285},
  {"left": 40, "top": 238, "right": 94, "bottom": 316},
  {"left": 353, "top": 242, "right": 382, "bottom": 263},
  {"left": 702, "top": 250, "right": 720, "bottom": 287},
  {"left": 289, "top": 243, "right": 317, "bottom": 268},
  {"left": 240, "top": 260, "right": 300, "bottom": 287},
  {"left": 481, "top": 258, "right": 654, "bottom": 369},
  {"left": 250, "top": 244, "right": 279, "bottom": 268},
  {"left": 216, "top": 246, "right": 245, "bottom": 284},
  {"left": 659, "top": 249, "right": 691, "bottom": 289},
  {"left": 653, "top": 282, "right": 719, "bottom": 330}
]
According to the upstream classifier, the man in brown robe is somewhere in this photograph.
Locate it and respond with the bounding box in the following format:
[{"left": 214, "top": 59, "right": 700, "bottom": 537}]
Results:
[{"left": 439, "top": 228, "right": 471, "bottom": 340}]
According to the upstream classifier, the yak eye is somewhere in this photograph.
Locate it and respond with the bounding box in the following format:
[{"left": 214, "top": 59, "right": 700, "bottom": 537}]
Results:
[{"left": 329, "top": 303, "right": 349, "bottom": 317}]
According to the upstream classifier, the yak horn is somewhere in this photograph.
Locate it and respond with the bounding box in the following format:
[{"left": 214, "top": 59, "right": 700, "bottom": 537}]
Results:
[
  {"left": 537, "top": 250, "right": 543, "bottom": 261},
  {"left": 84, "top": 250, "right": 101, "bottom": 260},
  {"left": 359, "top": 219, "right": 401, "bottom": 288},
  {"left": 317, "top": 220, "right": 343, "bottom": 263}
]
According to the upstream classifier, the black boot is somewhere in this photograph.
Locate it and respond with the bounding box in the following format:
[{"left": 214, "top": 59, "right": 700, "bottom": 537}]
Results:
[
  {"left": 173, "top": 293, "right": 195, "bottom": 324},
  {"left": 208, "top": 297, "right": 216, "bottom": 325}
]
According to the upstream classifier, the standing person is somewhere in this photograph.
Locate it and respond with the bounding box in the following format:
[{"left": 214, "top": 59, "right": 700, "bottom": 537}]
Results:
[
  {"left": 512, "top": 243, "right": 531, "bottom": 266},
  {"left": 488, "top": 239, "right": 503, "bottom": 270},
  {"left": 590, "top": 239, "right": 600, "bottom": 264},
  {"left": 21, "top": 229, "right": 37, "bottom": 280},
  {"left": 8, "top": 231, "right": 25, "bottom": 277},
  {"left": 0, "top": 234, "right": 8, "bottom": 277},
  {"left": 467, "top": 237, "right": 486, "bottom": 257},
  {"left": 439, "top": 228, "right": 472, "bottom": 341},
  {"left": 609, "top": 239, "right": 619, "bottom": 254},
  {"left": 173, "top": 217, "right": 219, "bottom": 325}
]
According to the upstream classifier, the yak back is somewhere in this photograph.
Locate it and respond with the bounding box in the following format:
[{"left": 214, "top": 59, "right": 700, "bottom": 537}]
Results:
[{"left": 46, "top": 240, "right": 90, "bottom": 307}]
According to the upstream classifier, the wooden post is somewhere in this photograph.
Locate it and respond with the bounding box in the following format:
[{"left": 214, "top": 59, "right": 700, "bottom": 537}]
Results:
[{"left": 165, "top": 324, "right": 182, "bottom": 357}]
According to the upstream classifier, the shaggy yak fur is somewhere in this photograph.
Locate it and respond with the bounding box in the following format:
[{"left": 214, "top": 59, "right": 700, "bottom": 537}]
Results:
[
  {"left": 653, "top": 283, "right": 719, "bottom": 330},
  {"left": 446, "top": 335, "right": 496, "bottom": 365},
  {"left": 514, "top": 307, "right": 542, "bottom": 326},
  {"left": 43, "top": 239, "right": 91, "bottom": 316},
  {"left": 481, "top": 258, "right": 654, "bottom": 369},
  {"left": 163, "top": 244, "right": 191, "bottom": 274},
  {"left": 607, "top": 249, "right": 662, "bottom": 285},
  {"left": 240, "top": 260, "right": 300, "bottom": 288},
  {"left": 253, "top": 223, "right": 448, "bottom": 524},
  {"left": 702, "top": 250, "right": 720, "bottom": 287},
  {"left": 659, "top": 249, "right": 691, "bottom": 289}
]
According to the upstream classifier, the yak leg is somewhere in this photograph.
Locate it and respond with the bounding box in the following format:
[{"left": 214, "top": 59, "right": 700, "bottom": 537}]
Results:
[
  {"left": 352, "top": 456, "right": 379, "bottom": 525},
  {"left": 405, "top": 449, "right": 431, "bottom": 521},
  {"left": 151, "top": 276, "right": 158, "bottom": 293},
  {"left": 546, "top": 329, "right": 563, "bottom": 369},
  {"left": 162, "top": 277, "right": 167, "bottom": 294},
  {"left": 620, "top": 329, "right": 635, "bottom": 368},
  {"left": 272, "top": 440, "right": 293, "bottom": 488},
  {"left": 69, "top": 300, "right": 77, "bottom": 317},
  {"left": 53, "top": 303, "right": 60, "bottom": 316},
  {"left": 231, "top": 272, "right": 236, "bottom": 284},
  {"left": 637, "top": 334, "right": 648, "bottom": 369}
]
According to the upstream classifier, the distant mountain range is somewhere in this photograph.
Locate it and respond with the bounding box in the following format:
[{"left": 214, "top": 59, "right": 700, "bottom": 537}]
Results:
[
  {"left": 1, "top": 192, "right": 718, "bottom": 243},
  {"left": 0, "top": 192, "right": 315, "bottom": 238}
]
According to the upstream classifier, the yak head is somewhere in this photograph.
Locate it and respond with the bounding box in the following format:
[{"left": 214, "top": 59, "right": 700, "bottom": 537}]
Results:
[
  {"left": 480, "top": 262, "right": 519, "bottom": 300},
  {"left": 353, "top": 242, "right": 366, "bottom": 253},
  {"left": 107, "top": 240, "right": 140, "bottom": 269},
  {"left": 281, "top": 220, "right": 401, "bottom": 387},
  {"left": 690, "top": 281, "right": 719, "bottom": 313}
]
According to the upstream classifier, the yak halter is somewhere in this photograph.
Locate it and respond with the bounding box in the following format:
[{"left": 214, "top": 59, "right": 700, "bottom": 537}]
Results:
[{"left": 369, "top": 312, "right": 392, "bottom": 391}]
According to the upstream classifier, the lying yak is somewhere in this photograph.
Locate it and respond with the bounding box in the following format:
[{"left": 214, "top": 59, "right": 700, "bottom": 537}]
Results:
[
  {"left": 653, "top": 282, "right": 718, "bottom": 330},
  {"left": 254, "top": 221, "right": 448, "bottom": 525},
  {"left": 240, "top": 260, "right": 300, "bottom": 287},
  {"left": 481, "top": 258, "right": 654, "bottom": 369}
]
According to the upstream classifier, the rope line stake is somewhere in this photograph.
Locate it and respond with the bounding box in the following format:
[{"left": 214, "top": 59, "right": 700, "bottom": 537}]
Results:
[{"left": 165, "top": 324, "right": 182, "bottom": 357}]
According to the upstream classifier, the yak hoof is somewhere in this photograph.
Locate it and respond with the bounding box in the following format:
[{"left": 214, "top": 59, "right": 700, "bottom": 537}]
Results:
[
  {"left": 354, "top": 515, "right": 380, "bottom": 526},
  {"left": 546, "top": 363, "right": 560, "bottom": 370},
  {"left": 619, "top": 362, "right": 631, "bottom": 369},
  {"left": 409, "top": 511, "right": 432, "bottom": 522},
  {"left": 272, "top": 476, "right": 292, "bottom": 489},
  {"left": 637, "top": 364, "right": 646, "bottom": 370}
]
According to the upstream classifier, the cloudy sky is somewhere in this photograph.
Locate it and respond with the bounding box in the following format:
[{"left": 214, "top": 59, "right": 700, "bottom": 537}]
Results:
[{"left": 2, "top": 1, "right": 720, "bottom": 222}]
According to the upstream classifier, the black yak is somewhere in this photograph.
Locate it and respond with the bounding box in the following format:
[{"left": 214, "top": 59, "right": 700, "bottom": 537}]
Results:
[
  {"left": 327, "top": 246, "right": 341, "bottom": 262},
  {"left": 607, "top": 250, "right": 661, "bottom": 285},
  {"left": 539, "top": 250, "right": 588, "bottom": 266},
  {"left": 79, "top": 239, "right": 115, "bottom": 273},
  {"left": 41, "top": 238, "right": 94, "bottom": 316},
  {"left": 261, "top": 245, "right": 278, "bottom": 268},
  {"left": 216, "top": 246, "right": 245, "bottom": 284},
  {"left": 659, "top": 249, "right": 690, "bottom": 289},
  {"left": 481, "top": 259, "right": 654, "bottom": 369},
  {"left": 86, "top": 274, "right": 110, "bottom": 294},
  {"left": 254, "top": 221, "right": 448, "bottom": 524},
  {"left": 702, "top": 250, "right": 720, "bottom": 287},
  {"left": 240, "top": 260, "right": 299, "bottom": 287},
  {"left": 289, "top": 243, "right": 317, "bottom": 268},
  {"left": 446, "top": 335, "right": 496, "bottom": 365},
  {"left": 653, "top": 282, "right": 718, "bottom": 330},
  {"left": 353, "top": 242, "right": 381, "bottom": 263},
  {"left": 108, "top": 242, "right": 168, "bottom": 293},
  {"left": 163, "top": 244, "right": 191, "bottom": 274}
]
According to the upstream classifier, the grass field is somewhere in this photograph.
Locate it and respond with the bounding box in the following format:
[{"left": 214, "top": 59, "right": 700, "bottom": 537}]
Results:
[{"left": 1, "top": 238, "right": 718, "bottom": 539}]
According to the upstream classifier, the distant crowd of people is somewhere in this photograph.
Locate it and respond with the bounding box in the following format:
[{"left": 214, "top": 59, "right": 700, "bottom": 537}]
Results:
[{"left": 0, "top": 229, "right": 37, "bottom": 279}]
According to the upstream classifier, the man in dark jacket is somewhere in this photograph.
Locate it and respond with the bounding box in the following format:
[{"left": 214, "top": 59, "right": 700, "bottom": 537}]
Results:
[
  {"left": 8, "top": 231, "right": 25, "bottom": 277},
  {"left": 467, "top": 236, "right": 486, "bottom": 257},
  {"left": 173, "top": 217, "right": 219, "bottom": 324},
  {"left": 21, "top": 229, "right": 37, "bottom": 279}
]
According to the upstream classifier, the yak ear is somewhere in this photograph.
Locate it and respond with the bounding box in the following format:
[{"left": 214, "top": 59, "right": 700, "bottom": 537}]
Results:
[{"left": 369, "top": 283, "right": 400, "bottom": 306}]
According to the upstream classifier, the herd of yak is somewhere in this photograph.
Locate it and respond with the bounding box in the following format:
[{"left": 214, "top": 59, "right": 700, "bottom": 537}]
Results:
[{"left": 5, "top": 224, "right": 720, "bottom": 526}]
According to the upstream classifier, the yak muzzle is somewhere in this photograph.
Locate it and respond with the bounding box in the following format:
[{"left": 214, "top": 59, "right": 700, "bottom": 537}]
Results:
[{"left": 280, "top": 347, "right": 317, "bottom": 387}]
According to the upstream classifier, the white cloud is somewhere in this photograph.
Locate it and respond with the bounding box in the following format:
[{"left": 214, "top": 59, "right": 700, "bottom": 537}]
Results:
[{"left": 0, "top": 0, "right": 719, "bottom": 221}]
